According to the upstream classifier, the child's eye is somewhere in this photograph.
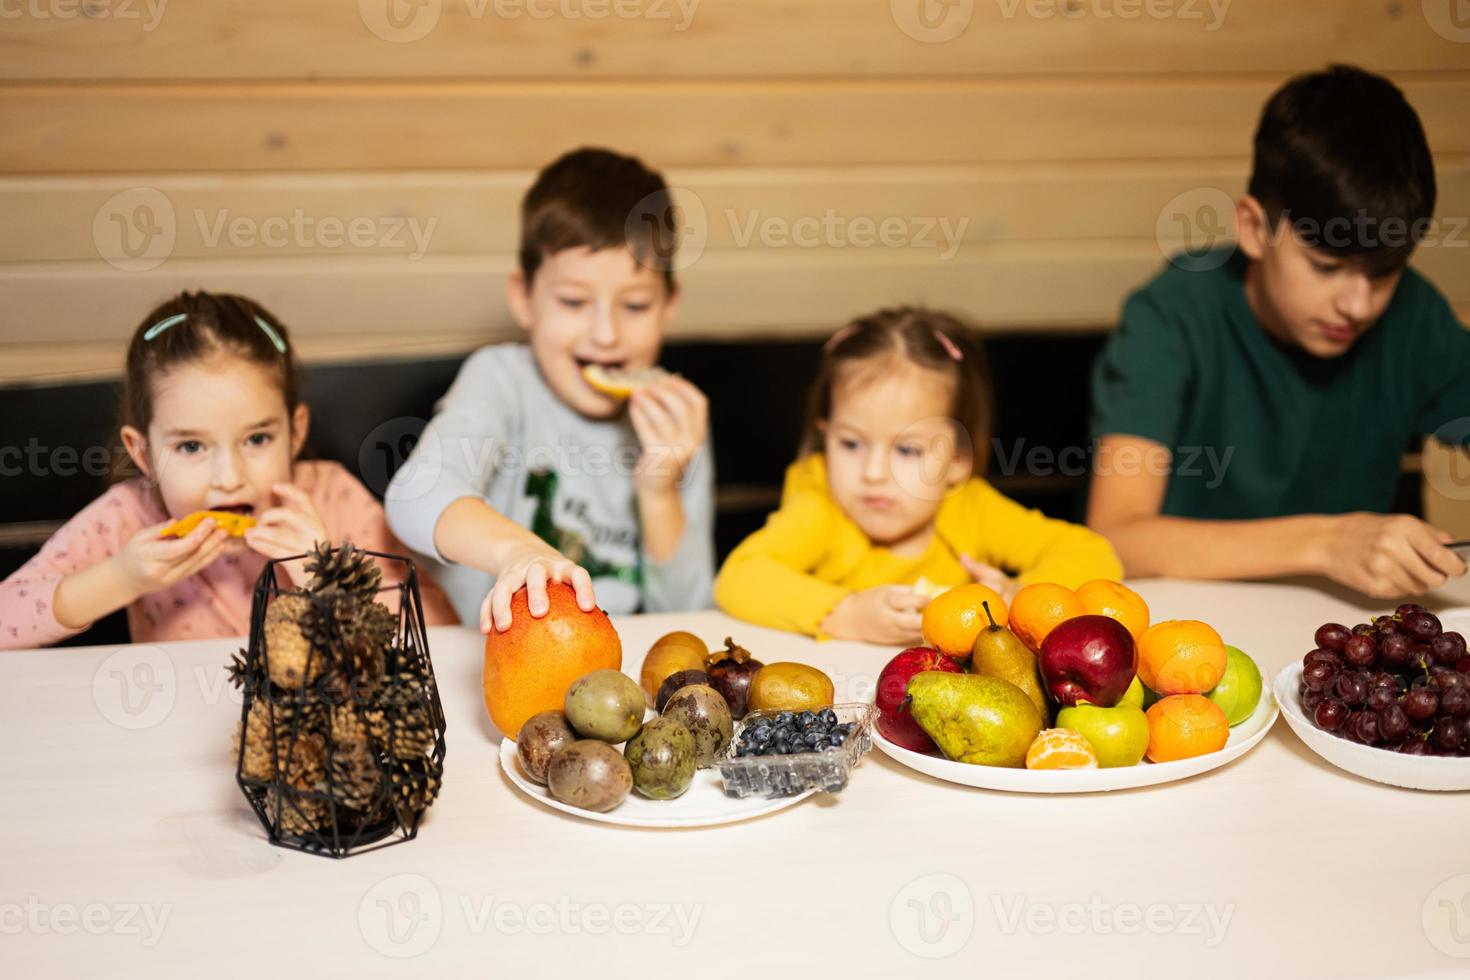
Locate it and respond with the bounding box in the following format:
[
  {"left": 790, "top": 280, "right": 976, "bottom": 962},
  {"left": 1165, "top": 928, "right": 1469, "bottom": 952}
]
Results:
[
  {"left": 558, "top": 296, "right": 587, "bottom": 310},
  {"left": 246, "top": 432, "right": 273, "bottom": 448},
  {"left": 896, "top": 443, "right": 924, "bottom": 458},
  {"left": 177, "top": 440, "right": 204, "bottom": 456},
  {"left": 624, "top": 302, "right": 651, "bottom": 314},
  {"left": 838, "top": 437, "right": 861, "bottom": 452},
  {"left": 1310, "top": 258, "right": 1340, "bottom": 274}
]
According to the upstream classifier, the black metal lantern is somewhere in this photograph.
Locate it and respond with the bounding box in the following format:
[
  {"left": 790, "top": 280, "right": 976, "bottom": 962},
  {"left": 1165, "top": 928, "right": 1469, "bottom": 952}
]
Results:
[{"left": 232, "top": 545, "right": 446, "bottom": 858}]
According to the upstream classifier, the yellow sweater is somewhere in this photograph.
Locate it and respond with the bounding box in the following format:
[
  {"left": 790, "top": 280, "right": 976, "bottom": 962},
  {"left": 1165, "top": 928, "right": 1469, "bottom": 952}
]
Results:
[{"left": 714, "top": 454, "right": 1122, "bottom": 638}]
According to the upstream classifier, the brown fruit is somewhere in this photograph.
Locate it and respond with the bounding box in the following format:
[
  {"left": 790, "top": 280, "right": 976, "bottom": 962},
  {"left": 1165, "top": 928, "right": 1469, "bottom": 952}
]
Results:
[
  {"left": 545, "top": 740, "right": 633, "bottom": 812},
  {"left": 747, "top": 662, "right": 835, "bottom": 714},
  {"left": 516, "top": 710, "right": 577, "bottom": 785}
]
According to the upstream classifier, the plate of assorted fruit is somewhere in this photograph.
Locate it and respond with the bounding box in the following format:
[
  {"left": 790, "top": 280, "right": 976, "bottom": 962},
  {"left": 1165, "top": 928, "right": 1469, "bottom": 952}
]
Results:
[
  {"left": 490, "top": 598, "right": 875, "bottom": 827},
  {"left": 870, "top": 580, "right": 1278, "bottom": 793},
  {"left": 1274, "top": 603, "right": 1470, "bottom": 791}
]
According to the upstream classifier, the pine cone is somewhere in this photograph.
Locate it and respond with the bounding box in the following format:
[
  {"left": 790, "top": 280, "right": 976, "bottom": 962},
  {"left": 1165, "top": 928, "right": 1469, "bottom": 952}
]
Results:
[
  {"left": 306, "top": 542, "right": 383, "bottom": 601},
  {"left": 326, "top": 740, "right": 382, "bottom": 811},
  {"left": 364, "top": 675, "right": 436, "bottom": 759},
  {"left": 329, "top": 704, "right": 368, "bottom": 746},
  {"left": 283, "top": 732, "right": 327, "bottom": 792},
  {"left": 389, "top": 758, "right": 442, "bottom": 814},
  {"left": 264, "top": 595, "right": 321, "bottom": 690},
  {"left": 268, "top": 787, "right": 329, "bottom": 837},
  {"left": 235, "top": 700, "right": 276, "bottom": 781}
]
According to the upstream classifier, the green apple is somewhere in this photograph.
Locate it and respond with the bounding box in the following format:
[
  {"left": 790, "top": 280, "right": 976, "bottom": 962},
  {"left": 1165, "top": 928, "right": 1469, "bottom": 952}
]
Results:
[
  {"left": 1055, "top": 702, "right": 1149, "bottom": 768},
  {"left": 1120, "top": 675, "right": 1145, "bottom": 708},
  {"left": 1207, "top": 645, "right": 1262, "bottom": 726}
]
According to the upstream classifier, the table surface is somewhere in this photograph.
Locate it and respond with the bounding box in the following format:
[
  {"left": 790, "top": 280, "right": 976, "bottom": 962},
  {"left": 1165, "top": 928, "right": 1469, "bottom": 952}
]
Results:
[{"left": 5, "top": 576, "right": 1470, "bottom": 979}]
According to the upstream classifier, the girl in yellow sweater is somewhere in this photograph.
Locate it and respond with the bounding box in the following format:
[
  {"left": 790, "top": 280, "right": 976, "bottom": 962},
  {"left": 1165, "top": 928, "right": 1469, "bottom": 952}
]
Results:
[{"left": 714, "top": 307, "right": 1122, "bottom": 645}]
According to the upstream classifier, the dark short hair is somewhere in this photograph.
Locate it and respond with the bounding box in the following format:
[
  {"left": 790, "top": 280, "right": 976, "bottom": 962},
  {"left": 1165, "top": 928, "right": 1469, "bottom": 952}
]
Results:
[
  {"left": 518, "top": 147, "right": 678, "bottom": 291},
  {"left": 1247, "top": 64, "right": 1436, "bottom": 275}
]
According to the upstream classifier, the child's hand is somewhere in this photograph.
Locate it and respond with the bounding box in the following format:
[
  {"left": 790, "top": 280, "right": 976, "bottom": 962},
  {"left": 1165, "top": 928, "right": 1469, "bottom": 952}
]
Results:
[
  {"left": 1321, "top": 513, "right": 1466, "bottom": 598},
  {"left": 960, "top": 554, "right": 1021, "bottom": 604},
  {"left": 114, "top": 517, "right": 231, "bottom": 598},
  {"left": 820, "top": 585, "right": 927, "bottom": 646},
  {"left": 244, "top": 483, "right": 330, "bottom": 585},
  {"left": 629, "top": 375, "right": 708, "bottom": 495},
  {"left": 481, "top": 546, "right": 597, "bottom": 635}
]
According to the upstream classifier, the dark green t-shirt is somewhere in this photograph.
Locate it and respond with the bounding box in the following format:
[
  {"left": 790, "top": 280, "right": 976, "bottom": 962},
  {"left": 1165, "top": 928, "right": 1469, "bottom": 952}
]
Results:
[{"left": 1090, "top": 248, "right": 1470, "bottom": 519}]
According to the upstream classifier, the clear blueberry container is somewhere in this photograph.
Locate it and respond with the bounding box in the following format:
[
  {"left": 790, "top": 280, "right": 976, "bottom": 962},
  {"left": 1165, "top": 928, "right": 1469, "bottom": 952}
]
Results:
[{"left": 716, "top": 702, "right": 875, "bottom": 799}]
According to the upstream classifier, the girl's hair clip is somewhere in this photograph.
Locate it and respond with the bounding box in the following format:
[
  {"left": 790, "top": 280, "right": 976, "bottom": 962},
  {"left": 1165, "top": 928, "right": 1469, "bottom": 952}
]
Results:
[
  {"left": 933, "top": 330, "right": 963, "bottom": 362},
  {"left": 823, "top": 323, "right": 858, "bottom": 353},
  {"left": 141, "top": 311, "right": 288, "bottom": 355}
]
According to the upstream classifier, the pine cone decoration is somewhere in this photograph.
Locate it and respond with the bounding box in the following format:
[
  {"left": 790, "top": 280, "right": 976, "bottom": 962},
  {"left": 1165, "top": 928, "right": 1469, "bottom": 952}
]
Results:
[
  {"left": 364, "top": 675, "right": 436, "bottom": 759},
  {"left": 327, "top": 740, "right": 382, "bottom": 811},
  {"left": 329, "top": 703, "right": 368, "bottom": 746},
  {"left": 306, "top": 542, "right": 383, "bottom": 601},
  {"left": 389, "top": 759, "right": 442, "bottom": 814},
  {"left": 235, "top": 701, "right": 276, "bottom": 781},
  {"left": 268, "top": 787, "right": 329, "bottom": 837},
  {"left": 264, "top": 595, "right": 321, "bottom": 690}
]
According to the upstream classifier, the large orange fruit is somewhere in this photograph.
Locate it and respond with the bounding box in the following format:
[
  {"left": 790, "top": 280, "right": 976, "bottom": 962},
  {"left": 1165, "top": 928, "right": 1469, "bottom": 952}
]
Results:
[
  {"left": 1008, "top": 583, "right": 1085, "bottom": 652},
  {"left": 483, "top": 584, "right": 622, "bottom": 737},
  {"left": 920, "top": 584, "right": 1007, "bottom": 659},
  {"left": 1137, "top": 620, "right": 1227, "bottom": 696},
  {"left": 1074, "top": 579, "right": 1150, "bottom": 643},
  {"left": 1145, "top": 694, "right": 1229, "bottom": 762}
]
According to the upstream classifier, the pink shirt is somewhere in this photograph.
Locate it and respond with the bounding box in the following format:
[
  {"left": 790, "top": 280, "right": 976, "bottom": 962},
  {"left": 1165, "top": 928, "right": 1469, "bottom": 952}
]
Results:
[{"left": 0, "top": 460, "right": 460, "bottom": 649}]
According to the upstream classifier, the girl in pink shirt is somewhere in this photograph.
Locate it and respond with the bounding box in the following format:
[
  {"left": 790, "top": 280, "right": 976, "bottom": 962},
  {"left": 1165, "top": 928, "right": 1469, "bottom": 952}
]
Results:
[{"left": 0, "top": 291, "right": 459, "bottom": 649}]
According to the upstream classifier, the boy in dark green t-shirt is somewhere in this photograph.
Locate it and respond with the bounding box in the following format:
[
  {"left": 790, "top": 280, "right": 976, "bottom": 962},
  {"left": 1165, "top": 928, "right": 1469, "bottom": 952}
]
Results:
[{"left": 1089, "top": 65, "right": 1470, "bottom": 599}]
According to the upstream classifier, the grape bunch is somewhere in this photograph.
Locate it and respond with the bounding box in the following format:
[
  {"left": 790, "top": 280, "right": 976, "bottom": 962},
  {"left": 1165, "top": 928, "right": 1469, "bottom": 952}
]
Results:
[{"left": 1302, "top": 604, "right": 1470, "bottom": 755}]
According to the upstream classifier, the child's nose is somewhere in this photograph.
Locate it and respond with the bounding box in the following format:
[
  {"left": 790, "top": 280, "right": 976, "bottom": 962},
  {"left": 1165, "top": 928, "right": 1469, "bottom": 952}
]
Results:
[
  {"left": 862, "top": 448, "right": 888, "bottom": 483},
  {"left": 212, "top": 448, "right": 247, "bottom": 491},
  {"left": 1336, "top": 273, "right": 1372, "bottom": 322},
  {"left": 590, "top": 302, "right": 620, "bottom": 347}
]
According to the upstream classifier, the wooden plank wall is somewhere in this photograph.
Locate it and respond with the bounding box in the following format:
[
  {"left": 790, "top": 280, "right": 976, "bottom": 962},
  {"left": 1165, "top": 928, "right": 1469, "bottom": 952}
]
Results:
[{"left": 1, "top": 0, "right": 1468, "bottom": 384}]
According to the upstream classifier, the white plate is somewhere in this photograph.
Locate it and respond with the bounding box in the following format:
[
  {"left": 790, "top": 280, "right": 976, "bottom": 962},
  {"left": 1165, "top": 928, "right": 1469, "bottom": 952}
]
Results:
[
  {"left": 1273, "top": 663, "right": 1470, "bottom": 792},
  {"left": 498, "top": 737, "right": 815, "bottom": 828},
  {"left": 872, "top": 686, "right": 1278, "bottom": 794}
]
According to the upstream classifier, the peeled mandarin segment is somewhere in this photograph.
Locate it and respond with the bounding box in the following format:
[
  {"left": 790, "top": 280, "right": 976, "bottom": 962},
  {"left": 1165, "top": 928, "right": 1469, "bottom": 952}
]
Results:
[
  {"left": 1025, "top": 728, "right": 1100, "bottom": 770},
  {"left": 159, "top": 510, "right": 256, "bottom": 538}
]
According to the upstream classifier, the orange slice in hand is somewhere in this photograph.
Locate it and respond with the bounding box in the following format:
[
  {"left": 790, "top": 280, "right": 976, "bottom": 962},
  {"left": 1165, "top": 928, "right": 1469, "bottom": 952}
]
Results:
[
  {"left": 581, "top": 364, "right": 670, "bottom": 399},
  {"left": 160, "top": 510, "right": 257, "bottom": 539}
]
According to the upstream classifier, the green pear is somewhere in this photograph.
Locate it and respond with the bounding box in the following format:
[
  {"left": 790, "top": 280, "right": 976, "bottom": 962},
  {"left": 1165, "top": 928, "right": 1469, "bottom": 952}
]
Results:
[
  {"left": 1206, "top": 646, "right": 1263, "bottom": 726},
  {"left": 1055, "top": 702, "right": 1149, "bottom": 768},
  {"left": 970, "top": 601, "right": 1049, "bottom": 721},
  {"left": 905, "top": 672, "right": 1043, "bottom": 767}
]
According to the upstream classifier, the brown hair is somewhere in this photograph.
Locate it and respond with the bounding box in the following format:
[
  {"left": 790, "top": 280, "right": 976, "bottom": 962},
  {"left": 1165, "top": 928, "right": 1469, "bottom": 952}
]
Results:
[
  {"left": 122, "top": 290, "right": 303, "bottom": 437},
  {"left": 799, "top": 307, "right": 994, "bottom": 473},
  {"left": 518, "top": 147, "right": 678, "bottom": 292}
]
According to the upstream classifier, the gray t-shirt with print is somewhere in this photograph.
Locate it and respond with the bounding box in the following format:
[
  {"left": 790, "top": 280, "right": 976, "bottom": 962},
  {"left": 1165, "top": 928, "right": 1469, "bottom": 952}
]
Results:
[{"left": 384, "top": 343, "right": 715, "bottom": 623}]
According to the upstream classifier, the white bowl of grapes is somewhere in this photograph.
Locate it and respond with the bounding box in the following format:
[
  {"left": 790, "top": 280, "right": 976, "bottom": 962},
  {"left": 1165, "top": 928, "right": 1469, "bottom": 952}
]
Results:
[{"left": 1273, "top": 603, "right": 1470, "bottom": 791}]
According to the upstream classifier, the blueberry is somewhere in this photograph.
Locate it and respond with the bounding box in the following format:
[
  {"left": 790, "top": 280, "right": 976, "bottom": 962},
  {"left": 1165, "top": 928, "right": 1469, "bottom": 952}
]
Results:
[
  {"left": 820, "top": 709, "right": 838, "bottom": 726},
  {"left": 774, "top": 742, "right": 790, "bottom": 755},
  {"left": 775, "top": 711, "right": 795, "bottom": 726}
]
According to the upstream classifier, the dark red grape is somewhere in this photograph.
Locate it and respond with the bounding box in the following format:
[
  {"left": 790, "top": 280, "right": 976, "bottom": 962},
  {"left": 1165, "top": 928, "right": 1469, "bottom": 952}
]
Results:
[
  {"left": 1379, "top": 633, "right": 1412, "bottom": 667},
  {"left": 1334, "top": 673, "right": 1368, "bottom": 706},
  {"left": 1458, "top": 657, "right": 1470, "bottom": 673},
  {"left": 1409, "top": 645, "right": 1435, "bottom": 671},
  {"left": 1352, "top": 711, "right": 1382, "bottom": 745},
  {"left": 1398, "top": 738, "right": 1432, "bottom": 756},
  {"left": 1441, "top": 686, "right": 1470, "bottom": 718},
  {"left": 1302, "top": 661, "right": 1338, "bottom": 692},
  {"left": 1378, "top": 703, "right": 1411, "bottom": 741},
  {"left": 1314, "top": 698, "right": 1348, "bottom": 731},
  {"left": 1431, "top": 632, "right": 1467, "bottom": 665},
  {"left": 1351, "top": 623, "right": 1375, "bottom": 637},
  {"left": 1302, "top": 689, "right": 1325, "bottom": 713},
  {"left": 1434, "top": 718, "right": 1463, "bottom": 752},
  {"left": 1314, "top": 623, "right": 1351, "bottom": 653},
  {"left": 1403, "top": 610, "right": 1442, "bottom": 641},
  {"left": 1367, "top": 686, "right": 1396, "bottom": 712},
  {"left": 1405, "top": 687, "right": 1439, "bottom": 721},
  {"left": 1396, "top": 603, "right": 1425, "bottom": 618},
  {"left": 1432, "top": 669, "right": 1466, "bottom": 694},
  {"left": 1304, "top": 649, "right": 1344, "bottom": 671},
  {"left": 1343, "top": 634, "right": 1378, "bottom": 668}
]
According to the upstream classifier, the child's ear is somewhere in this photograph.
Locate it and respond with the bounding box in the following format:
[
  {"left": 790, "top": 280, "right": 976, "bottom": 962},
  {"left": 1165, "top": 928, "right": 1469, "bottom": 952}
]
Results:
[
  {"left": 120, "top": 425, "right": 152, "bottom": 481},
  {"left": 506, "top": 268, "right": 533, "bottom": 331},
  {"left": 290, "top": 403, "right": 311, "bottom": 459},
  {"left": 1235, "top": 194, "right": 1271, "bottom": 262}
]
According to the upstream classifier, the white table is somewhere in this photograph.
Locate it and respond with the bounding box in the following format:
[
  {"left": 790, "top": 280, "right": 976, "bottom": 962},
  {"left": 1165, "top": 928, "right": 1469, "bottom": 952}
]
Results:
[{"left": 5, "top": 577, "right": 1470, "bottom": 979}]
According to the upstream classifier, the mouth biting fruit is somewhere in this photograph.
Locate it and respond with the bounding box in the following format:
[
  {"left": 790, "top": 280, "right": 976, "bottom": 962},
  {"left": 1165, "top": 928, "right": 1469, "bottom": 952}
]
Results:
[{"left": 160, "top": 509, "right": 257, "bottom": 538}]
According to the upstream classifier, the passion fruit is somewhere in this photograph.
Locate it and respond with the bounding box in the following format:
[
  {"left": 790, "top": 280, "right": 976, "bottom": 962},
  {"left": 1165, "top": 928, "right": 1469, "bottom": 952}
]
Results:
[{"left": 660, "top": 684, "right": 733, "bottom": 767}]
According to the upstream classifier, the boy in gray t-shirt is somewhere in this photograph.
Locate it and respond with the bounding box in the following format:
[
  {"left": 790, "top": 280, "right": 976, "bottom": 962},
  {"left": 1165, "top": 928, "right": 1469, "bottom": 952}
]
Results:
[{"left": 385, "top": 148, "right": 714, "bottom": 631}]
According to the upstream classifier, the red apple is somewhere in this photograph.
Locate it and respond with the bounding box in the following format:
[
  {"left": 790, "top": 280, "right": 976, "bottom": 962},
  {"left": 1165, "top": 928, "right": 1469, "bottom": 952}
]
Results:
[
  {"left": 1038, "top": 615, "right": 1137, "bottom": 708},
  {"left": 875, "top": 646, "right": 965, "bottom": 751}
]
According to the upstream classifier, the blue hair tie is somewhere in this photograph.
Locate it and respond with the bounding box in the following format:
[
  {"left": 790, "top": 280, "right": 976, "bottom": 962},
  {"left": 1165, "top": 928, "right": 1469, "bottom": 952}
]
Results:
[{"left": 142, "top": 311, "right": 288, "bottom": 355}]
